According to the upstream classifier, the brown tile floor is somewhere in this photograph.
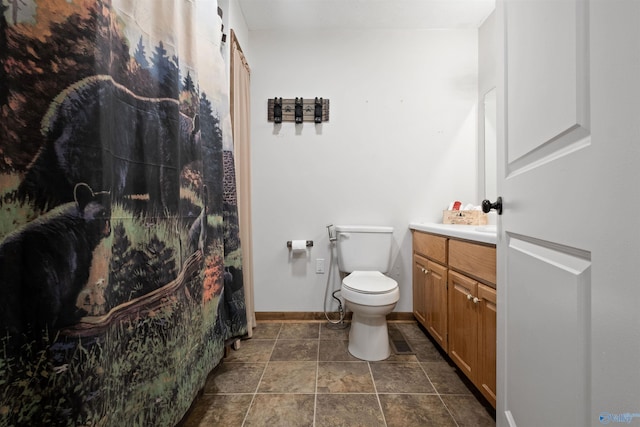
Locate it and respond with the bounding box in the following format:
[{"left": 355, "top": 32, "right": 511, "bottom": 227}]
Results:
[{"left": 179, "top": 321, "right": 495, "bottom": 427}]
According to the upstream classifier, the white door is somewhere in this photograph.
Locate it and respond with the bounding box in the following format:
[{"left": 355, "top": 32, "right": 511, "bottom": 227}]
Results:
[{"left": 496, "top": 1, "right": 640, "bottom": 426}]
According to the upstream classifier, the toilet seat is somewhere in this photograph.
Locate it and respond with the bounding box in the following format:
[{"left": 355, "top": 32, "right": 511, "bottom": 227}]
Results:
[
  {"left": 341, "top": 271, "right": 399, "bottom": 307},
  {"left": 342, "top": 271, "right": 398, "bottom": 294}
]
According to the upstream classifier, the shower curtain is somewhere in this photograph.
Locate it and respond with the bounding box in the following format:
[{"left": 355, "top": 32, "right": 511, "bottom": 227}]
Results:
[
  {"left": 230, "top": 30, "right": 255, "bottom": 338},
  {"left": 0, "top": 0, "right": 246, "bottom": 425}
]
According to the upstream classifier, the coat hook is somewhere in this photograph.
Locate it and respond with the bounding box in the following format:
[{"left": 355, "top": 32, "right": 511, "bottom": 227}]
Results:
[
  {"left": 314, "top": 97, "right": 323, "bottom": 123},
  {"left": 295, "top": 97, "right": 303, "bottom": 124},
  {"left": 273, "top": 97, "right": 282, "bottom": 123}
]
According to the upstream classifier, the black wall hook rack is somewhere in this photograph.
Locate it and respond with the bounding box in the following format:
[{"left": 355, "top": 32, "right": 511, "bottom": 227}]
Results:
[{"left": 268, "top": 98, "right": 330, "bottom": 123}]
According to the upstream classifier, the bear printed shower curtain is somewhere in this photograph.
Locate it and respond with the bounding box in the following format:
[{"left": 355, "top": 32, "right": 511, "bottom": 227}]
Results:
[{"left": 0, "top": 0, "right": 247, "bottom": 425}]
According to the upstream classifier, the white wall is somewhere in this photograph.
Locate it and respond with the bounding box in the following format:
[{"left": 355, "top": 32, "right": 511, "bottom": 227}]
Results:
[
  {"left": 479, "top": 12, "right": 497, "bottom": 98},
  {"left": 245, "top": 29, "right": 479, "bottom": 313},
  {"left": 478, "top": 11, "right": 497, "bottom": 201},
  {"left": 227, "top": 0, "right": 249, "bottom": 50}
]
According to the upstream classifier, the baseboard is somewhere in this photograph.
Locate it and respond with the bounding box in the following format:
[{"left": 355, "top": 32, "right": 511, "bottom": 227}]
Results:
[{"left": 255, "top": 311, "right": 415, "bottom": 322}]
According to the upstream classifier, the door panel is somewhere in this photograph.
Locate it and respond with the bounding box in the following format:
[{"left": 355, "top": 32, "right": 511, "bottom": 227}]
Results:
[
  {"left": 499, "top": 1, "right": 592, "bottom": 424},
  {"left": 497, "top": 1, "right": 640, "bottom": 426},
  {"left": 506, "top": 237, "right": 591, "bottom": 426},
  {"left": 505, "top": 0, "right": 589, "bottom": 166}
]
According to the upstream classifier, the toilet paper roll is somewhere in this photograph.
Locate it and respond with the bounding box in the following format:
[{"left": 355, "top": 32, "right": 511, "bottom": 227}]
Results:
[{"left": 291, "top": 240, "right": 307, "bottom": 251}]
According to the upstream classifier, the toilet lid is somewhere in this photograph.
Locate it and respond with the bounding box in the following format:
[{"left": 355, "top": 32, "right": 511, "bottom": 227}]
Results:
[{"left": 342, "top": 271, "right": 398, "bottom": 294}]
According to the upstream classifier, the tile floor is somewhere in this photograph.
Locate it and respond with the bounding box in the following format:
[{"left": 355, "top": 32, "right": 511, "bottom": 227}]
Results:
[{"left": 179, "top": 321, "right": 495, "bottom": 427}]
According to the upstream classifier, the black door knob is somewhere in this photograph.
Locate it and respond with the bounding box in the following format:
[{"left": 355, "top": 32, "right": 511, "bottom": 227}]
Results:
[{"left": 482, "top": 197, "right": 503, "bottom": 215}]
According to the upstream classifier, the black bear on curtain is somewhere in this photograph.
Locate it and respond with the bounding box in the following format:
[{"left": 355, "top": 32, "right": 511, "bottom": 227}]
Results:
[
  {"left": 18, "top": 75, "right": 202, "bottom": 214},
  {"left": 0, "top": 184, "right": 111, "bottom": 347}
]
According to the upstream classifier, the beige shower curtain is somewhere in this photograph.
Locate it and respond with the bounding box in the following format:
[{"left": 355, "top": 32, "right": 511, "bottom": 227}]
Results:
[{"left": 230, "top": 30, "right": 256, "bottom": 337}]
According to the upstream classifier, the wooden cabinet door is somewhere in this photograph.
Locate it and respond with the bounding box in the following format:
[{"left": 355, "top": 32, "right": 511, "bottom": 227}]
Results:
[
  {"left": 412, "top": 254, "right": 428, "bottom": 327},
  {"left": 478, "top": 284, "right": 497, "bottom": 408},
  {"left": 426, "top": 260, "right": 448, "bottom": 352},
  {"left": 448, "top": 270, "right": 478, "bottom": 381}
]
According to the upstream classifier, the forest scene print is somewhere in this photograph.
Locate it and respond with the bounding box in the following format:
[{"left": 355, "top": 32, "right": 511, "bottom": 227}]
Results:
[{"left": 0, "top": 0, "right": 247, "bottom": 425}]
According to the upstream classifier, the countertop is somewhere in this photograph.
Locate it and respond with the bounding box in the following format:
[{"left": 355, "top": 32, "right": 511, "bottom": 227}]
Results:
[{"left": 408, "top": 222, "right": 497, "bottom": 245}]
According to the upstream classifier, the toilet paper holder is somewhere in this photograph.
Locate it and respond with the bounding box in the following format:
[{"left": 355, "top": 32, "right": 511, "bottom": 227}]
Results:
[{"left": 287, "top": 240, "right": 313, "bottom": 248}]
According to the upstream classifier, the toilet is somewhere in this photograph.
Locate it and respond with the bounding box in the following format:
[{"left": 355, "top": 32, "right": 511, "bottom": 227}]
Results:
[{"left": 335, "top": 225, "right": 400, "bottom": 361}]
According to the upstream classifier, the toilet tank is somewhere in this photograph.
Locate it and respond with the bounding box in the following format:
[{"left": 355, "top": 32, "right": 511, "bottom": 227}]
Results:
[{"left": 334, "top": 225, "right": 394, "bottom": 273}]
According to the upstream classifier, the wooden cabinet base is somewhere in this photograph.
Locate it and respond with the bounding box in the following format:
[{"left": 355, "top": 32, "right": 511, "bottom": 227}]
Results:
[{"left": 412, "top": 230, "right": 496, "bottom": 408}]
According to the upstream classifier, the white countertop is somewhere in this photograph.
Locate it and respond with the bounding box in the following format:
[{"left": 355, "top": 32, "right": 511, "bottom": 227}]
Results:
[{"left": 409, "top": 222, "right": 497, "bottom": 245}]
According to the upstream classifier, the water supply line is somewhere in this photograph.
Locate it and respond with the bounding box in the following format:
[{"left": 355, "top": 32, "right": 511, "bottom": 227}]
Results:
[{"left": 324, "top": 224, "right": 347, "bottom": 327}]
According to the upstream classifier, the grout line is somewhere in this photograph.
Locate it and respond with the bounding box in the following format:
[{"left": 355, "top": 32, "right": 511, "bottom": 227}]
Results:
[
  {"left": 418, "top": 361, "right": 461, "bottom": 427},
  {"left": 368, "top": 361, "right": 389, "bottom": 427},
  {"left": 274, "top": 322, "right": 283, "bottom": 340},
  {"left": 440, "top": 396, "right": 462, "bottom": 427},
  {"left": 313, "top": 324, "right": 320, "bottom": 427},
  {"left": 240, "top": 325, "right": 281, "bottom": 427}
]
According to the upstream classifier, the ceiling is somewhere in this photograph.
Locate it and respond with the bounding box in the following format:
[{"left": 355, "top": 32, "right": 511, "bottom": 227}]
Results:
[{"left": 237, "top": 0, "right": 496, "bottom": 31}]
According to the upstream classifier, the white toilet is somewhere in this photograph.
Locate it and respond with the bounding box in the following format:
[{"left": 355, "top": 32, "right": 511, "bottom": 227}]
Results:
[{"left": 335, "top": 225, "right": 400, "bottom": 361}]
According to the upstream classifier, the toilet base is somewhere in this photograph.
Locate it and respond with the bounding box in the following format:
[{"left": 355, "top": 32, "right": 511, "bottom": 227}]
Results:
[{"left": 347, "top": 302, "right": 396, "bottom": 361}]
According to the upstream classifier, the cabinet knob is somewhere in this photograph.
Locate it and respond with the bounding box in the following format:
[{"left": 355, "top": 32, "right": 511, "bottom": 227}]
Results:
[{"left": 466, "top": 294, "right": 480, "bottom": 304}]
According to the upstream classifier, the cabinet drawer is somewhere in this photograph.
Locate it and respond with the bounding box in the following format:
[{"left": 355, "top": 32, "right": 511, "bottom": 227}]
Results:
[
  {"left": 449, "top": 240, "right": 496, "bottom": 285},
  {"left": 413, "top": 231, "right": 447, "bottom": 264}
]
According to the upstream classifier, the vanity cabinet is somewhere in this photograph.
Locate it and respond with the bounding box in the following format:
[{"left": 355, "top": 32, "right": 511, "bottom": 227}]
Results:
[
  {"left": 412, "top": 230, "right": 496, "bottom": 408},
  {"left": 448, "top": 271, "right": 497, "bottom": 407},
  {"left": 414, "top": 254, "right": 448, "bottom": 351},
  {"left": 412, "top": 233, "right": 448, "bottom": 352}
]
